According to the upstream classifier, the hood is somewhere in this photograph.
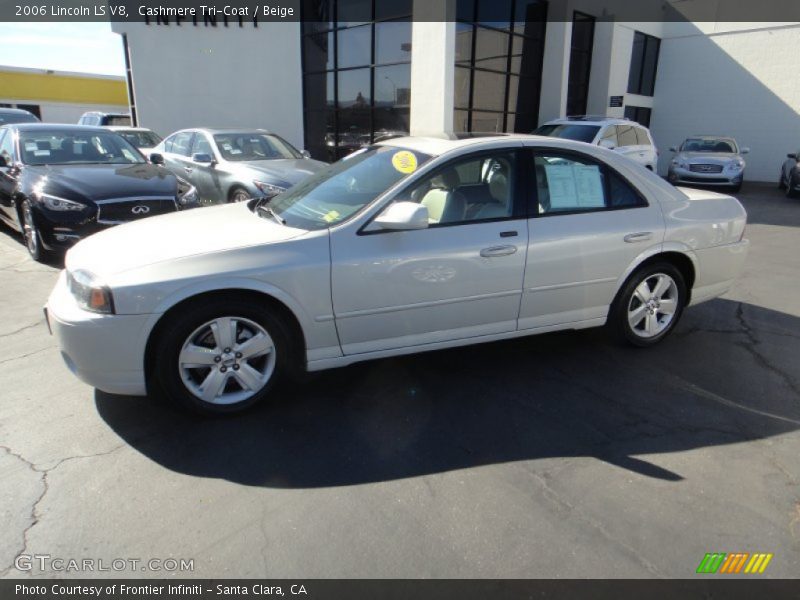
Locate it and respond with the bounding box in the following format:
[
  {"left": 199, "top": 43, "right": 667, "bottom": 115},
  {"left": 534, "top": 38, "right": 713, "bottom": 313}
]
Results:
[
  {"left": 677, "top": 152, "right": 741, "bottom": 163},
  {"left": 66, "top": 201, "right": 306, "bottom": 278},
  {"left": 31, "top": 163, "right": 176, "bottom": 201},
  {"left": 243, "top": 158, "right": 327, "bottom": 186}
]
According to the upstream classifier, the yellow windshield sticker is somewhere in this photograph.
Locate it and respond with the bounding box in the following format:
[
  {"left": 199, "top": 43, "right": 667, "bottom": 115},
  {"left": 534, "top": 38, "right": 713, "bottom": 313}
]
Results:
[
  {"left": 323, "top": 210, "right": 341, "bottom": 223},
  {"left": 391, "top": 151, "right": 418, "bottom": 174}
]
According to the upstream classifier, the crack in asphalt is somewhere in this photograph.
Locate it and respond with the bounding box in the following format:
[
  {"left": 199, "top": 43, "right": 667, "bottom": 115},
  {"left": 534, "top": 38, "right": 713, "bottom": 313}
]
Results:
[
  {"left": 0, "top": 347, "right": 52, "bottom": 366},
  {"left": 0, "top": 319, "right": 45, "bottom": 339},
  {"left": 735, "top": 302, "right": 800, "bottom": 399},
  {"left": 0, "top": 443, "right": 128, "bottom": 578}
]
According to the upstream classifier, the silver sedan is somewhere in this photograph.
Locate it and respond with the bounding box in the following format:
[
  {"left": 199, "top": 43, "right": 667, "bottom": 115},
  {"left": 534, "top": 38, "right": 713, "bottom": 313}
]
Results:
[
  {"left": 667, "top": 136, "right": 749, "bottom": 192},
  {"left": 152, "top": 128, "right": 328, "bottom": 204}
]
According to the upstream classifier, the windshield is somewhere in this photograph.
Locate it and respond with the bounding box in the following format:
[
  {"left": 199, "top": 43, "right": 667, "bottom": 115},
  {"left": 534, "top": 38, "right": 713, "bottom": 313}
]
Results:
[
  {"left": 267, "top": 145, "right": 432, "bottom": 230},
  {"left": 19, "top": 130, "right": 146, "bottom": 166},
  {"left": 681, "top": 138, "right": 738, "bottom": 153},
  {"left": 118, "top": 130, "right": 162, "bottom": 148},
  {"left": 534, "top": 124, "right": 601, "bottom": 143},
  {"left": 214, "top": 133, "right": 302, "bottom": 161}
]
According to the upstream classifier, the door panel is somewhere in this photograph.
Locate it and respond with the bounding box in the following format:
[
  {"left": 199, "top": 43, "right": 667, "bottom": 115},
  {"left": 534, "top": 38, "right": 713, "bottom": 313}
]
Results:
[
  {"left": 331, "top": 220, "right": 528, "bottom": 354},
  {"left": 519, "top": 150, "right": 664, "bottom": 330}
]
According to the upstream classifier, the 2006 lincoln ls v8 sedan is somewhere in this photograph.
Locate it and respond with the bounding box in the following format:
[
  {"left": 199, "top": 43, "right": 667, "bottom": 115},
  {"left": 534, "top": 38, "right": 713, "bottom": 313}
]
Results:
[{"left": 45, "top": 135, "right": 749, "bottom": 414}]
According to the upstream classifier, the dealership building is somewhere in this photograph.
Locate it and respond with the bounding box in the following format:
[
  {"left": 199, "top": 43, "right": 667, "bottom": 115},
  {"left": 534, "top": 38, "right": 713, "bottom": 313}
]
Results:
[{"left": 111, "top": 0, "right": 800, "bottom": 181}]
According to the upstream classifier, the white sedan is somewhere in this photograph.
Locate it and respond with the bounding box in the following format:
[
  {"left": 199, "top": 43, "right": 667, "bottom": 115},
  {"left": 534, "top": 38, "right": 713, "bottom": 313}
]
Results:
[{"left": 46, "top": 135, "right": 749, "bottom": 414}]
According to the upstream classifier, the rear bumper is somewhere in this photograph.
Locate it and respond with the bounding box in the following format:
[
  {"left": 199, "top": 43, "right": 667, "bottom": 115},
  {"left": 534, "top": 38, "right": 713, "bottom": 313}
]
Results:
[
  {"left": 690, "top": 238, "right": 750, "bottom": 306},
  {"left": 46, "top": 271, "right": 150, "bottom": 396}
]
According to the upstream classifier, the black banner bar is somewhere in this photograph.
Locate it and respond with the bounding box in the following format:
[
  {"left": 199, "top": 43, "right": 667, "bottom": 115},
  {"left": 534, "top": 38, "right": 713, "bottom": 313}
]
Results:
[
  {"left": 4, "top": 580, "right": 800, "bottom": 600},
  {"left": 3, "top": 0, "right": 800, "bottom": 23}
]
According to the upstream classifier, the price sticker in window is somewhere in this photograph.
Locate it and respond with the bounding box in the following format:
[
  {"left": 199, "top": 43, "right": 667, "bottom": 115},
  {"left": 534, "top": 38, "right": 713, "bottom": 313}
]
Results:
[
  {"left": 323, "top": 210, "right": 341, "bottom": 223},
  {"left": 391, "top": 151, "right": 418, "bottom": 174}
]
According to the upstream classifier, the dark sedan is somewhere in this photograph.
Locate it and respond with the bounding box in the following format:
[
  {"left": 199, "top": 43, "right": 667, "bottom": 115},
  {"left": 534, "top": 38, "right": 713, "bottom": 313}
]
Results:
[{"left": 0, "top": 124, "right": 198, "bottom": 261}]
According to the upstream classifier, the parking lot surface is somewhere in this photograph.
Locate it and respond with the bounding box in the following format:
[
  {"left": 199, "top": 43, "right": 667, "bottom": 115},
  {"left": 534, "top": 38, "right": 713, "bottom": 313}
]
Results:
[{"left": 1, "top": 184, "right": 799, "bottom": 578}]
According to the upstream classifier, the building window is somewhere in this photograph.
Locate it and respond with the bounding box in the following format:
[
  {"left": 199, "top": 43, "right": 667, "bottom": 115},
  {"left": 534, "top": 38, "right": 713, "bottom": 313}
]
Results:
[
  {"left": 627, "top": 31, "right": 660, "bottom": 96},
  {"left": 624, "top": 105, "right": 652, "bottom": 127},
  {"left": 301, "top": 0, "right": 412, "bottom": 161},
  {"left": 454, "top": 0, "right": 548, "bottom": 134},
  {"left": 566, "top": 12, "right": 595, "bottom": 117}
]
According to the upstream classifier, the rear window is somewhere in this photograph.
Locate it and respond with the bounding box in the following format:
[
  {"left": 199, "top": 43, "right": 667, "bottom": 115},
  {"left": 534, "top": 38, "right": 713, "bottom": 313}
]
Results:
[
  {"left": 104, "top": 115, "right": 132, "bottom": 127},
  {"left": 533, "top": 124, "right": 601, "bottom": 144},
  {"left": 0, "top": 111, "right": 38, "bottom": 125}
]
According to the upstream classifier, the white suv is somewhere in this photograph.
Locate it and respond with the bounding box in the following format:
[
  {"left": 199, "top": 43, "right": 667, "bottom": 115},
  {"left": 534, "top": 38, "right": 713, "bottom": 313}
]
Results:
[{"left": 534, "top": 116, "right": 658, "bottom": 171}]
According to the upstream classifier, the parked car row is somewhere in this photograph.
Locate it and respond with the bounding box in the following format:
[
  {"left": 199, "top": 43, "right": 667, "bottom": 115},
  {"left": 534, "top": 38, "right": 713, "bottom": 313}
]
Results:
[{"left": 533, "top": 115, "right": 758, "bottom": 193}]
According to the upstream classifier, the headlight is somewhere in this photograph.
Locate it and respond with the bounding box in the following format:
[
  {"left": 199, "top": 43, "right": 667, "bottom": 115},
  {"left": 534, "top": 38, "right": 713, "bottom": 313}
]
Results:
[
  {"left": 728, "top": 159, "right": 745, "bottom": 170},
  {"left": 67, "top": 270, "right": 114, "bottom": 314},
  {"left": 39, "top": 193, "right": 85, "bottom": 212},
  {"left": 253, "top": 181, "right": 286, "bottom": 198},
  {"left": 671, "top": 160, "right": 687, "bottom": 169}
]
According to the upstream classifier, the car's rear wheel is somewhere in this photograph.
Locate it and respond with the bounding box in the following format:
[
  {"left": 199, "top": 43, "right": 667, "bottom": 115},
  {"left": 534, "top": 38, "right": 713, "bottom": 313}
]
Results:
[
  {"left": 152, "top": 297, "right": 294, "bottom": 415},
  {"left": 228, "top": 186, "right": 251, "bottom": 203},
  {"left": 609, "top": 262, "right": 687, "bottom": 347},
  {"left": 19, "top": 200, "right": 49, "bottom": 262}
]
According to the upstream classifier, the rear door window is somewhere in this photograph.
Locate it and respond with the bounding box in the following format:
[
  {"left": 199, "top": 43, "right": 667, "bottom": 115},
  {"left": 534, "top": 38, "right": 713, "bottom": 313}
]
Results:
[{"left": 634, "top": 127, "right": 651, "bottom": 146}]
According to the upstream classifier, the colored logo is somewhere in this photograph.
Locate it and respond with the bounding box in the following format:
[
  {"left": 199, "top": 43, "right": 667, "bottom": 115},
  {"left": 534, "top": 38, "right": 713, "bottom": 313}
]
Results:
[
  {"left": 696, "top": 552, "right": 773, "bottom": 574},
  {"left": 391, "top": 151, "right": 418, "bottom": 174}
]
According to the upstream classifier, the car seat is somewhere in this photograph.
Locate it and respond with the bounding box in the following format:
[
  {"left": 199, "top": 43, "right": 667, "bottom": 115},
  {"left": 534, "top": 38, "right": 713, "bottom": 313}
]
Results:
[{"left": 421, "top": 167, "right": 466, "bottom": 224}]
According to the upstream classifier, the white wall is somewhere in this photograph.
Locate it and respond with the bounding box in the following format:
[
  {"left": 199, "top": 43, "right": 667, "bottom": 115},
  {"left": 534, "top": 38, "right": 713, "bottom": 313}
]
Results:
[
  {"left": 651, "top": 23, "right": 800, "bottom": 181},
  {"left": 112, "top": 21, "right": 304, "bottom": 149}
]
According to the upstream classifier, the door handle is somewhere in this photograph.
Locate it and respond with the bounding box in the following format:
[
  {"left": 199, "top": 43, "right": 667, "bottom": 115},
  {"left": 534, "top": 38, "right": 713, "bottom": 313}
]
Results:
[
  {"left": 624, "top": 232, "right": 653, "bottom": 243},
  {"left": 480, "top": 245, "right": 517, "bottom": 258}
]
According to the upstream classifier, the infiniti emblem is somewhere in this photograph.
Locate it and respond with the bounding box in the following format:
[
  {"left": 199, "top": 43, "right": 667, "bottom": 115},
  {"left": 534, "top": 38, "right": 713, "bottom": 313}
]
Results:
[{"left": 131, "top": 205, "right": 150, "bottom": 215}]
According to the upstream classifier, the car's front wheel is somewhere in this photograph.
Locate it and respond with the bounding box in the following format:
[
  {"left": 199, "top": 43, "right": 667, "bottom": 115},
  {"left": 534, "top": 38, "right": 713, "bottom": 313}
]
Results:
[
  {"left": 152, "top": 297, "right": 293, "bottom": 414},
  {"left": 609, "top": 262, "right": 687, "bottom": 347},
  {"left": 19, "top": 199, "right": 50, "bottom": 262},
  {"left": 228, "top": 186, "right": 251, "bottom": 203}
]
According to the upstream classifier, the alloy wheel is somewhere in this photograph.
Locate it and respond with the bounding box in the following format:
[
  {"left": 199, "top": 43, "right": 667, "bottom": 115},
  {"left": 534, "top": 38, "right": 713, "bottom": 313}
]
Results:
[
  {"left": 178, "top": 316, "right": 276, "bottom": 405},
  {"left": 22, "top": 201, "right": 39, "bottom": 256},
  {"left": 627, "top": 273, "right": 679, "bottom": 339}
]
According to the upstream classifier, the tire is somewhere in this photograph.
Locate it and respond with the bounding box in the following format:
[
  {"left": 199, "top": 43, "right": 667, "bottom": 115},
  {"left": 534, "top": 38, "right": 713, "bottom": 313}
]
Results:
[
  {"left": 228, "top": 186, "right": 251, "bottom": 203},
  {"left": 730, "top": 182, "right": 742, "bottom": 194},
  {"left": 778, "top": 172, "right": 786, "bottom": 190},
  {"left": 786, "top": 176, "right": 798, "bottom": 199},
  {"left": 151, "top": 297, "right": 296, "bottom": 415},
  {"left": 608, "top": 262, "right": 687, "bottom": 348},
  {"left": 18, "top": 199, "right": 50, "bottom": 262}
]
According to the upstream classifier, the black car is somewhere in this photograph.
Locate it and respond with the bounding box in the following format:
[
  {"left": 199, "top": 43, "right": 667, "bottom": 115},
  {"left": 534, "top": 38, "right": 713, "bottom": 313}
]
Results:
[{"left": 0, "top": 124, "right": 198, "bottom": 261}]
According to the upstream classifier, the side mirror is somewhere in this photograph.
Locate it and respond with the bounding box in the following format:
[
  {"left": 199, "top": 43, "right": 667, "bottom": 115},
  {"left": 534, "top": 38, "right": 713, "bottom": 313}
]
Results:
[
  {"left": 374, "top": 201, "right": 429, "bottom": 231},
  {"left": 669, "top": 146, "right": 677, "bottom": 153},
  {"left": 192, "top": 152, "right": 214, "bottom": 164},
  {"left": 787, "top": 153, "right": 796, "bottom": 159},
  {"left": 301, "top": 149, "right": 311, "bottom": 159},
  {"left": 0, "top": 155, "right": 7, "bottom": 168},
  {"left": 149, "top": 152, "right": 165, "bottom": 165},
  {"left": 598, "top": 139, "right": 616, "bottom": 150},
  {"left": 740, "top": 147, "right": 750, "bottom": 154}
]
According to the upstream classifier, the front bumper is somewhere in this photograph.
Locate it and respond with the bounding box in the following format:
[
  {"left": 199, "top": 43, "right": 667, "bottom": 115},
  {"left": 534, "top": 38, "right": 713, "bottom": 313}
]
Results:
[
  {"left": 45, "top": 271, "right": 151, "bottom": 396},
  {"left": 668, "top": 166, "right": 743, "bottom": 187}
]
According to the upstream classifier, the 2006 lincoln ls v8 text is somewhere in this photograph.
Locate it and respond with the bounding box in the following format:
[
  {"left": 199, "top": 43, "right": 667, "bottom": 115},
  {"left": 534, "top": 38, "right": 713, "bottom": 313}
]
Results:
[{"left": 45, "top": 135, "right": 749, "bottom": 414}]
